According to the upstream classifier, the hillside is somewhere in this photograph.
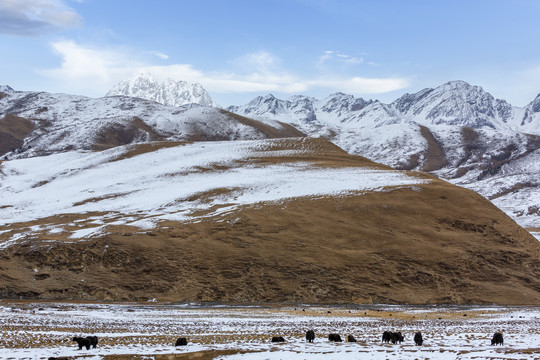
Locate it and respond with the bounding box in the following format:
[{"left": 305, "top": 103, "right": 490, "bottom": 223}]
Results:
[
  {"left": 0, "top": 89, "right": 302, "bottom": 159},
  {"left": 1, "top": 138, "right": 539, "bottom": 304},
  {"left": 228, "top": 81, "right": 540, "bottom": 235}
]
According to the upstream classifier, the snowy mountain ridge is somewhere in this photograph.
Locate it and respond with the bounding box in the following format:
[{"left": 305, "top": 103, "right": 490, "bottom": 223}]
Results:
[
  {"left": 228, "top": 81, "right": 540, "bottom": 233},
  {"left": 228, "top": 80, "right": 540, "bottom": 134},
  {"left": 106, "top": 72, "right": 216, "bottom": 107},
  {"left": 0, "top": 89, "right": 300, "bottom": 159}
]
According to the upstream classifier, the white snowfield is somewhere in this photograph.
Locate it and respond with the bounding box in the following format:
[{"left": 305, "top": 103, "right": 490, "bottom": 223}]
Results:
[
  {"left": 0, "top": 138, "right": 429, "bottom": 244},
  {"left": 0, "top": 303, "right": 539, "bottom": 359}
]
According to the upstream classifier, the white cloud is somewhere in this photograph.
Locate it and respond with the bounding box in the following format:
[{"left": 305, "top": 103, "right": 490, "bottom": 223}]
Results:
[
  {"left": 318, "top": 50, "right": 363, "bottom": 66},
  {"left": 154, "top": 52, "right": 169, "bottom": 60},
  {"left": 42, "top": 40, "right": 141, "bottom": 82},
  {"left": 0, "top": 0, "right": 81, "bottom": 36},
  {"left": 40, "top": 41, "right": 409, "bottom": 98},
  {"left": 310, "top": 77, "right": 410, "bottom": 94}
]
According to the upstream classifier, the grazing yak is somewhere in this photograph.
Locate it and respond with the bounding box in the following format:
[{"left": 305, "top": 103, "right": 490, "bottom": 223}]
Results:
[
  {"left": 72, "top": 337, "right": 91, "bottom": 350},
  {"left": 414, "top": 332, "right": 423, "bottom": 346},
  {"left": 175, "top": 337, "right": 188, "bottom": 346},
  {"left": 87, "top": 336, "right": 98, "bottom": 349},
  {"left": 392, "top": 331, "right": 404, "bottom": 344},
  {"left": 271, "top": 336, "right": 285, "bottom": 342},
  {"left": 347, "top": 334, "right": 357, "bottom": 342},
  {"left": 328, "top": 333, "right": 343, "bottom": 342},
  {"left": 491, "top": 332, "right": 504, "bottom": 346},
  {"left": 306, "top": 330, "right": 315, "bottom": 343},
  {"left": 72, "top": 335, "right": 98, "bottom": 350},
  {"left": 382, "top": 331, "right": 392, "bottom": 343}
]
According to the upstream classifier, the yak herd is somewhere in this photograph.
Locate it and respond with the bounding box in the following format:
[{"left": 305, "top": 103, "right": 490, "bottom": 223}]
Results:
[{"left": 50, "top": 329, "right": 503, "bottom": 357}]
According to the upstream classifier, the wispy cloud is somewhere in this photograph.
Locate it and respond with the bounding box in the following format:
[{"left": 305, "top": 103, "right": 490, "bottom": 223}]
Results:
[
  {"left": 309, "top": 77, "right": 410, "bottom": 94},
  {"left": 154, "top": 52, "right": 169, "bottom": 60},
  {"left": 40, "top": 41, "right": 409, "bottom": 98},
  {"left": 0, "top": 0, "right": 81, "bottom": 36},
  {"left": 318, "top": 50, "right": 364, "bottom": 66}
]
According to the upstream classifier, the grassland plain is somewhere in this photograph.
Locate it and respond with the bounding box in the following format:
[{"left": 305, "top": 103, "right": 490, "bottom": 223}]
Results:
[{"left": 0, "top": 302, "right": 539, "bottom": 359}]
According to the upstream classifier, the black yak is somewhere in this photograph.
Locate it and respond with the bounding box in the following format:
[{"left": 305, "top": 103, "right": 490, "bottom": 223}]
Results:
[
  {"left": 271, "top": 336, "right": 285, "bottom": 342},
  {"left": 414, "top": 332, "right": 423, "bottom": 346},
  {"left": 491, "top": 332, "right": 503, "bottom": 346},
  {"left": 87, "top": 336, "right": 98, "bottom": 349},
  {"left": 328, "top": 333, "right": 342, "bottom": 342},
  {"left": 382, "top": 331, "right": 392, "bottom": 343},
  {"left": 347, "top": 334, "right": 357, "bottom": 342},
  {"left": 391, "top": 331, "right": 404, "bottom": 344},
  {"left": 72, "top": 336, "right": 91, "bottom": 350},
  {"left": 306, "top": 330, "right": 315, "bottom": 343},
  {"left": 175, "top": 337, "right": 188, "bottom": 346}
]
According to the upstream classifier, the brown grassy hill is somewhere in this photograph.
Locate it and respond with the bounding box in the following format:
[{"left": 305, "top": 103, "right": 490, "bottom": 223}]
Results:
[{"left": 0, "top": 138, "right": 539, "bottom": 304}]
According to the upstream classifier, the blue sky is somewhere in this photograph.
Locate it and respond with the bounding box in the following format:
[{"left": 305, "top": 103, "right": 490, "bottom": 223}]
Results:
[{"left": 1, "top": 0, "right": 539, "bottom": 106}]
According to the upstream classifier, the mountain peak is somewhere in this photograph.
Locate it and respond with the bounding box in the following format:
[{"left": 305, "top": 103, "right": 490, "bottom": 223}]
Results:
[
  {"left": 531, "top": 93, "right": 540, "bottom": 113},
  {"left": 0, "top": 85, "right": 14, "bottom": 93},
  {"left": 106, "top": 72, "right": 215, "bottom": 107},
  {"left": 442, "top": 80, "right": 473, "bottom": 88}
]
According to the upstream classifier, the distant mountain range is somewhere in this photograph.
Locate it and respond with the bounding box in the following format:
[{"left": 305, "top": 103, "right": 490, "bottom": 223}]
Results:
[
  {"left": 228, "top": 80, "right": 540, "bottom": 135},
  {"left": 0, "top": 89, "right": 301, "bottom": 159},
  {"left": 106, "top": 72, "right": 216, "bottom": 107},
  {"left": 1, "top": 79, "right": 539, "bottom": 234},
  {"left": 227, "top": 81, "right": 540, "bottom": 232}
]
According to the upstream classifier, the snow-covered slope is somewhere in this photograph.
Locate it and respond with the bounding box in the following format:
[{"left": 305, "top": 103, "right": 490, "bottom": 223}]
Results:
[
  {"left": 228, "top": 81, "right": 540, "bottom": 231},
  {"left": 106, "top": 72, "right": 216, "bottom": 107},
  {"left": 517, "top": 94, "right": 540, "bottom": 134},
  {"left": 0, "top": 138, "right": 428, "bottom": 241},
  {"left": 0, "top": 90, "right": 301, "bottom": 159}
]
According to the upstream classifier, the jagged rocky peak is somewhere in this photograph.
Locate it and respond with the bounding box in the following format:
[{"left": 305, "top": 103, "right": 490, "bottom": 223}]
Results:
[
  {"left": 393, "top": 88, "right": 434, "bottom": 113},
  {"left": 106, "top": 72, "right": 215, "bottom": 107},
  {"left": 532, "top": 93, "right": 540, "bottom": 113},
  {"left": 391, "top": 80, "right": 515, "bottom": 128},
  {"left": 320, "top": 92, "right": 371, "bottom": 113},
  {"left": 251, "top": 94, "right": 288, "bottom": 114},
  {"left": 0, "top": 85, "right": 14, "bottom": 93}
]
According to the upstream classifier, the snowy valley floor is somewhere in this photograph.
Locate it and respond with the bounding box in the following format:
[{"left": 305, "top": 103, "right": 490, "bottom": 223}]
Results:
[{"left": 0, "top": 302, "right": 539, "bottom": 359}]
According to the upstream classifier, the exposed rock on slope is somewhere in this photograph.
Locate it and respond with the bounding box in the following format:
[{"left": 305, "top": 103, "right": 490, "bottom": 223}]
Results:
[{"left": 1, "top": 138, "right": 539, "bottom": 304}]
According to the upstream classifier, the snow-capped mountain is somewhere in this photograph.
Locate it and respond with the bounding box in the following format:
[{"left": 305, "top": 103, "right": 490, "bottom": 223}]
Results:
[
  {"left": 106, "top": 72, "right": 216, "bottom": 107},
  {"left": 228, "top": 81, "right": 536, "bottom": 133},
  {"left": 0, "top": 85, "right": 14, "bottom": 93},
  {"left": 0, "top": 89, "right": 302, "bottom": 159},
  {"left": 228, "top": 81, "right": 540, "bottom": 234}
]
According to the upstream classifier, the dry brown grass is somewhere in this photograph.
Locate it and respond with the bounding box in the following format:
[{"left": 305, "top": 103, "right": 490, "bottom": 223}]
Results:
[
  {"left": 219, "top": 109, "right": 305, "bottom": 138},
  {"left": 0, "top": 114, "right": 34, "bottom": 156}
]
